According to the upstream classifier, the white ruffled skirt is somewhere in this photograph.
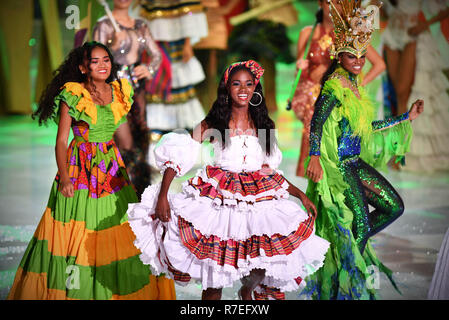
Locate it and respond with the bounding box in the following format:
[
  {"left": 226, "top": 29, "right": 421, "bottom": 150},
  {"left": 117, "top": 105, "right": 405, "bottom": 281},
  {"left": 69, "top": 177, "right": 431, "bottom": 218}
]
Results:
[
  {"left": 127, "top": 166, "right": 330, "bottom": 297},
  {"left": 387, "top": 31, "right": 449, "bottom": 172}
]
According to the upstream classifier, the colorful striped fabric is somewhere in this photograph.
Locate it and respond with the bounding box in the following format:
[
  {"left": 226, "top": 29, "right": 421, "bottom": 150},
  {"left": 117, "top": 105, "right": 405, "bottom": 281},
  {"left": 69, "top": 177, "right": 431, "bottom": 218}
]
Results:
[
  {"left": 142, "top": 42, "right": 172, "bottom": 101},
  {"left": 145, "top": 40, "right": 198, "bottom": 104},
  {"left": 178, "top": 214, "right": 315, "bottom": 270},
  {"left": 254, "top": 285, "right": 287, "bottom": 300},
  {"left": 7, "top": 83, "right": 175, "bottom": 300},
  {"left": 188, "top": 166, "right": 288, "bottom": 204}
]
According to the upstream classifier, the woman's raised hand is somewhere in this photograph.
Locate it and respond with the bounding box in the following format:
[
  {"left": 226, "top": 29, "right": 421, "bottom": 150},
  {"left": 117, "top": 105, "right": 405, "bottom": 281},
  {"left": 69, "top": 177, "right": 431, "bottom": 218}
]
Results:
[
  {"left": 296, "top": 58, "right": 309, "bottom": 71},
  {"left": 298, "top": 192, "right": 317, "bottom": 218},
  {"left": 409, "top": 99, "right": 424, "bottom": 121}
]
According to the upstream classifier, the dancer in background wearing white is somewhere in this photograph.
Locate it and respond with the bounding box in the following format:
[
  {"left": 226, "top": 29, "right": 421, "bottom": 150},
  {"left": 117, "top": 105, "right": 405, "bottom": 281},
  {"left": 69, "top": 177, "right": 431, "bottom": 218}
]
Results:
[
  {"left": 382, "top": 0, "right": 449, "bottom": 172},
  {"left": 138, "top": 0, "right": 208, "bottom": 171},
  {"left": 127, "top": 60, "right": 329, "bottom": 300}
]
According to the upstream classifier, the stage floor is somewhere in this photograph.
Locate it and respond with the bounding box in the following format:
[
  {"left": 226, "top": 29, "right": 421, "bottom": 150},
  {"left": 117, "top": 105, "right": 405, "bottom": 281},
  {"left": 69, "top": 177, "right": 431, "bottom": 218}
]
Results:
[{"left": 1, "top": 101, "right": 448, "bottom": 300}]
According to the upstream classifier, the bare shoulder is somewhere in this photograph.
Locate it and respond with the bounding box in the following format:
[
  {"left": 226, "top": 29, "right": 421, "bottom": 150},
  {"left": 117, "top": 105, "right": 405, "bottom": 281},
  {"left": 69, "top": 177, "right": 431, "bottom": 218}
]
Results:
[{"left": 300, "top": 25, "right": 314, "bottom": 38}]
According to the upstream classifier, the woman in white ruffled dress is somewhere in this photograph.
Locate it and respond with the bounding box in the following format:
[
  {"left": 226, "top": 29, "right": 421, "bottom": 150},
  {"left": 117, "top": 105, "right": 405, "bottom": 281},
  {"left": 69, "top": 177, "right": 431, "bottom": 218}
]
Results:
[
  {"left": 382, "top": 0, "right": 449, "bottom": 171},
  {"left": 127, "top": 60, "right": 330, "bottom": 300}
]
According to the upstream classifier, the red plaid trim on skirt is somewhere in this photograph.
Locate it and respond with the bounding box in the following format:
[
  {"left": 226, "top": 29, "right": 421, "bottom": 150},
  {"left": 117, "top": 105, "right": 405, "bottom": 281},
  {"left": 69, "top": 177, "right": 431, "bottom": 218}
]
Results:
[
  {"left": 254, "top": 285, "right": 286, "bottom": 300},
  {"left": 187, "top": 166, "right": 287, "bottom": 203},
  {"left": 178, "top": 213, "right": 315, "bottom": 268}
]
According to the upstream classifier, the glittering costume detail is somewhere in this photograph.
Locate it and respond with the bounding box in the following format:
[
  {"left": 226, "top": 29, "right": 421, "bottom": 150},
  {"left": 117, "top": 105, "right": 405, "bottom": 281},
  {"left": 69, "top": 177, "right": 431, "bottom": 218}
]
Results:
[
  {"left": 309, "top": 67, "right": 410, "bottom": 160},
  {"left": 328, "top": 0, "right": 380, "bottom": 58},
  {"left": 92, "top": 18, "right": 162, "bottom": 86},
  {"left": 138, "top": 0, "right": 204, "bottom": 19},
  {"left": 340, "top": 158, "right": 404, "bottom": 253},
  {"left": 303, "top": 68, "right": 412, "bottom": 299},
  {"left": 372, "top": 111, "right": 410, "bottom": 131},
  {"left": 309, "top": 93, "right": 339, "bottom": 156}
]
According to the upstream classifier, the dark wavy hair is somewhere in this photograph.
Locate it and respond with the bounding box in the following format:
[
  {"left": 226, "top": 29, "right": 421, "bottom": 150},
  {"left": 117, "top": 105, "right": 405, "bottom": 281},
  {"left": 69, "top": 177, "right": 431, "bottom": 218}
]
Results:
[
  {"left": 33, "top": 41, "right": 122, "bottom": 125},
  {"left": 204, "top": 65, "right": 276, "bottom": 155},
  {"left": 311, "top": 57, "right": 340, "bottom": 112}
]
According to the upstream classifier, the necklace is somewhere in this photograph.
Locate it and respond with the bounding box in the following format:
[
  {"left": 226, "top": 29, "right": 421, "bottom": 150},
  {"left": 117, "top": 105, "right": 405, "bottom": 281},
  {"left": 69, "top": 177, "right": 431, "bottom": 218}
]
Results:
[{"left": 331, "top": 66, "right": 361, "bottom": 98}]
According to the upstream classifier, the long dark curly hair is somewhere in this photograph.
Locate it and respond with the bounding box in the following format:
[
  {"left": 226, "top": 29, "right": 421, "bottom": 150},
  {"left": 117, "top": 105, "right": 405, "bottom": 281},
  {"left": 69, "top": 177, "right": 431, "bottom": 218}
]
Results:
[
  {"left": 33, "top": 41, "right": 122, "bottom": 125},
  {"left": 204, "top": 65, "right": 276, "bottom": 155}
]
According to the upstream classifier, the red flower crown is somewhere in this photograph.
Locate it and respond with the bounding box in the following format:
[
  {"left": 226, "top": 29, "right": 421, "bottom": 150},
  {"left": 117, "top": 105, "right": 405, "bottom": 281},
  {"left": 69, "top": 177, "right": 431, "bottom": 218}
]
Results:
[{"left": 224, "top": 60, "right": 265, "bottom": 85}]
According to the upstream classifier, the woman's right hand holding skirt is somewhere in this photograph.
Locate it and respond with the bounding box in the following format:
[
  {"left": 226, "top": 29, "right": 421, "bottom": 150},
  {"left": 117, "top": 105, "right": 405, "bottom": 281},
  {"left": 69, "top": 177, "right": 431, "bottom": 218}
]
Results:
[
  {"left": 155, "top": 167, "right": 177, "bottom": 222},
  {"left": 155, "top": 192, "right": 171, "bottom": 222}
]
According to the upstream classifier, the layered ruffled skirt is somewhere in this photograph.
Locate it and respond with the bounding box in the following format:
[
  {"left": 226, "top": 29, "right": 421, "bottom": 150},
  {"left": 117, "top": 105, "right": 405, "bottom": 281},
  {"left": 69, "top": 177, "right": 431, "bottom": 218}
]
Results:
[
  {"left": 7, "top": 137, "right": 175, "bottom": 300},
  {"left": 404, "top": 31, "right": 449, "bottom": 172},
  {"left": 128, "top": 165, "right": 330, "bottom": 299},
  {"left": 146, "top": 40, "right": 205, "bottom": 132}
]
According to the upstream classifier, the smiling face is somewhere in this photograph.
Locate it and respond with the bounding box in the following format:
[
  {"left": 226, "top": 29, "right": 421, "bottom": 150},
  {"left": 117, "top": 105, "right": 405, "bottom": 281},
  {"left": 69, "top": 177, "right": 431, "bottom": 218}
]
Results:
[
  {"left": 227, "top": 69, "right": 256, "bottom": 108},
  {"left": 339, "top": 52, "right": 366, "bottom": 75},
  {"left": 79, "top": 46, "right": 112, "bottom": 82}
]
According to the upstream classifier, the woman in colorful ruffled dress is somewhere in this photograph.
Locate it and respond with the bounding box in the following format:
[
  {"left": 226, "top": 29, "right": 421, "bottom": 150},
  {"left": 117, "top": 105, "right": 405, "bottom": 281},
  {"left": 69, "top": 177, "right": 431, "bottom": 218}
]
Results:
[
  {"left": 127, "top": 60, "right": 330, "bottom": 300},
  {"left": 302, "top": 1, "right": 424, "bottom": 300},
  {"left": 7, "top": 42, "right": 174, "bottom": 300},
  {"left": 93, "top": 0, "right": 162, "bottom": 197}
]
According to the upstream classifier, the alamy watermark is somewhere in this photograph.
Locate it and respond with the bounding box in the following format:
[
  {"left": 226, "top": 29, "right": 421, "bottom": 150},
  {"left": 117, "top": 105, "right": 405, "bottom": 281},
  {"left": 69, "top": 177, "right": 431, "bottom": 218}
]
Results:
[
  {"left": 65, "top": 5, "right": 80, "bottom": 30},
  {"left": 65, "top": 265, "right": 80, "bottom": 290},
  {"left": 366, "top": 265, "right": 380, "bottom": 290}
]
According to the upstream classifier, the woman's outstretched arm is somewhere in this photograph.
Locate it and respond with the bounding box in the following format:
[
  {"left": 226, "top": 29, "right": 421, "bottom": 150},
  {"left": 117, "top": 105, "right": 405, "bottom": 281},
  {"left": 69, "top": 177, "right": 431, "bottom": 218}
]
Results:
[
  {"left": 284, "top": 178, "right": 317, "bottom": 218},
  {"left": 307, "top": 92, "right": 339, "bottom": 183}
]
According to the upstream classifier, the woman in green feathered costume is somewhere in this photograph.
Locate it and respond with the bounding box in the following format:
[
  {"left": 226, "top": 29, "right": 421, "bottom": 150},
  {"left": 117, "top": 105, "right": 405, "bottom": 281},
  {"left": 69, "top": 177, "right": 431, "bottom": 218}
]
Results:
[{"left": 301, "top": 0, "right": 424, "bottom": 300}]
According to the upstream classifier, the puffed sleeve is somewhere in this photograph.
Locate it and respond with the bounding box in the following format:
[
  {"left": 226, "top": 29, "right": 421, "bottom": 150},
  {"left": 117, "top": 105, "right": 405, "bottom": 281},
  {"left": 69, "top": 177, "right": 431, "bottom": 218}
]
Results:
[
  {"left": 52, "top": 82, "right": 98, "bottom": 125},
  {"left": 263, "top": 141, "right": 283, "bottom": 171},
  {"left": 154, "top": 132, "right": 201, "bottom": 177}
]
